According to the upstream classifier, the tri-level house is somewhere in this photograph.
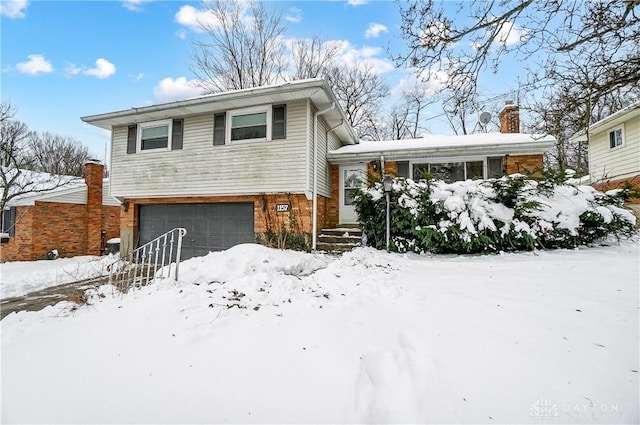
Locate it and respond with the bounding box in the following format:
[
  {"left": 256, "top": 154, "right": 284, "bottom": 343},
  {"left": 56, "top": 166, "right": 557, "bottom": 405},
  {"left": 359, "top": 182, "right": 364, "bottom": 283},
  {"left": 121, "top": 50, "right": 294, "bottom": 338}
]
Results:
[{"left": 82, "top": 79, "right": 554, "bottom": 258}]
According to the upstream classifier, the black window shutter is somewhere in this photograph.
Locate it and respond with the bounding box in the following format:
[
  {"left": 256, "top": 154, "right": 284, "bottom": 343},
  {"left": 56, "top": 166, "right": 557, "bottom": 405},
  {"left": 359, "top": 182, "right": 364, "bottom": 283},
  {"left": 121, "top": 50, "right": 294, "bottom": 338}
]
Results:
[
  {"left": 172, "top": 119, "right": 184, "bottom": 150},
  {"left": 127, "top": 125, "right": 137, "bottom": 154},
  {"left": 272, "top": 104, "right": 286, "bottom": 139},
  {"left": 213, "top": 113, "right": 226, "bottom": 145}
]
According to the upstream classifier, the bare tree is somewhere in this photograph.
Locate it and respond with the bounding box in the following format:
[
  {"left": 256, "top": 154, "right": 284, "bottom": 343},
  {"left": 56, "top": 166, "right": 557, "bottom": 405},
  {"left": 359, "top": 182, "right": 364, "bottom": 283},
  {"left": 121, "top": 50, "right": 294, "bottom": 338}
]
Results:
[
  {"left": 395, "top": 1, "right": 639, "bottom": 106},
  {"left": 1, "top": 102, "right": 83, "bottom": 215},
  {"left": 28, "top": 132, "right": 90, "bottom": 177},
  {"left": 327, "top": 64, "right": 389, "bottom": 140},
  {"left": 289, "top": 36, "right": 340, "bottom": 80},
  {"left": 191, "top": 0, "right": 287, "bottom": 93},
  {"left": 0, "top": 102, "right": 31, "bottom": 170}
]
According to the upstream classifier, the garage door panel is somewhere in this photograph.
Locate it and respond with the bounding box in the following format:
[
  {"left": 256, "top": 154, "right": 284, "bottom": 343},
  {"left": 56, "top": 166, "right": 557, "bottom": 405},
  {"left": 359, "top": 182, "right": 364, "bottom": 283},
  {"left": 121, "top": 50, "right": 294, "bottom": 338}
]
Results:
[{"left": 139, "top": 203, "right": 255, "bottom": 260}]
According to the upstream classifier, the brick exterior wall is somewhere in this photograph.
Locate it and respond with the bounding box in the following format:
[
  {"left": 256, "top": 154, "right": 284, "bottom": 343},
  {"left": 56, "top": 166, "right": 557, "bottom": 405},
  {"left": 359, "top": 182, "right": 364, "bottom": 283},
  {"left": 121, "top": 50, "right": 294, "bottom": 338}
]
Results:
[
  {"left": 32, "top": 201, "right": 87, "bottom": 259},
  {"left": 505, "top": 154, "right": 544, "bottom": 175},
  {"left": 593, "top": 175, "right": 640, "bottom": 205},
  {"left": 0, "top": 206, "right": 34, "bottom": 262}
]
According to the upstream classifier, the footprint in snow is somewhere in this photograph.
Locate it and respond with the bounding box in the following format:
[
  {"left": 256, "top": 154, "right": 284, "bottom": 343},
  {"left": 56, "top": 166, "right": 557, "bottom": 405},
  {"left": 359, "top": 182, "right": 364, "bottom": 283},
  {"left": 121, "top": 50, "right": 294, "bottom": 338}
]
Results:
[{"left": 349, "top": 330, "right": 458, "bottom": 423}]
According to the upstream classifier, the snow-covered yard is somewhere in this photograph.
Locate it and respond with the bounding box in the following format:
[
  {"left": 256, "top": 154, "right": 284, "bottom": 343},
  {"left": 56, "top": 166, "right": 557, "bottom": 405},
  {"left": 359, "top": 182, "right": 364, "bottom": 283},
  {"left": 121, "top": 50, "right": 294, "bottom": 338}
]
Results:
[
  {"left": 0, "top": 255, "right": 115, "bottom": 298},
  {"left": 1, "top": 241, "right": 638, "bottom": 424}
]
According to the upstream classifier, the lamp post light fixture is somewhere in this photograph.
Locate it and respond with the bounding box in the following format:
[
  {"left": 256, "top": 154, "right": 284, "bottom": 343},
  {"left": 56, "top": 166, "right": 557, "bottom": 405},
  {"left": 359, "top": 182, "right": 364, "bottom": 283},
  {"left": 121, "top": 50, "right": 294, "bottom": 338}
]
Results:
[{"left": 382, "top": 174, "right": 393, "bottom": 252}]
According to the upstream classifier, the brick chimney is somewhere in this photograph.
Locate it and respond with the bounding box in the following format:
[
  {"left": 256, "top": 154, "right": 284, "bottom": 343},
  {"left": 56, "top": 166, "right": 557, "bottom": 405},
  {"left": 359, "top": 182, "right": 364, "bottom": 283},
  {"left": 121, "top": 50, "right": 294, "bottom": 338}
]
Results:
[
  {"left": 499, "top": 101, "right": 520, "bottom": 133},
  {"left": 84, "top": 160, "right": 104, "bottom": 255}
]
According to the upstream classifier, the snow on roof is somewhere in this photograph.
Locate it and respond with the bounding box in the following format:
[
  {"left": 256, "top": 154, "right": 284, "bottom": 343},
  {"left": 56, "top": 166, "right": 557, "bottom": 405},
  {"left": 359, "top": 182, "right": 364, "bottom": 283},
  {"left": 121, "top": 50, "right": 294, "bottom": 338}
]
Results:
[
  {"left": 1, "top": 168, "right": 84, "bottom": 207},
  {"left": 328, "top": 133, "right": 555, "bottom": 162}
]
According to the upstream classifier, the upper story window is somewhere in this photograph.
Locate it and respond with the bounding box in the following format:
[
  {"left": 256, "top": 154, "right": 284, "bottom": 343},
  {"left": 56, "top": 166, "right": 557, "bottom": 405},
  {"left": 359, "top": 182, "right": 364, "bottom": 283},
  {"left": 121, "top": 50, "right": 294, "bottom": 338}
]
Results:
[
  {"left": 231, "top": 110, "right": 268, "bottom": 142},
  {"left": 214, "top": 104, "right": 286, "bottom": 146},
  {"left": 127, "top": 119, "right": 183, "bottom": 154},
  {"left": 140, "top": 120, "right": 170, "bottom": 151},
  {"left": 609, "top": 126, "right": 624, "bottom": 149}
]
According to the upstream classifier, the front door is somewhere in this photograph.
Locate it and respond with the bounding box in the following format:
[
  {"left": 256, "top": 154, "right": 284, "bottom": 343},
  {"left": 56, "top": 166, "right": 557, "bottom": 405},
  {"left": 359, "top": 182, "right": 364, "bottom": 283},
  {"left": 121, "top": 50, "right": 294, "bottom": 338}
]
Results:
[{"left": 339, "top": 164, "right": 367, "bottom": 224}]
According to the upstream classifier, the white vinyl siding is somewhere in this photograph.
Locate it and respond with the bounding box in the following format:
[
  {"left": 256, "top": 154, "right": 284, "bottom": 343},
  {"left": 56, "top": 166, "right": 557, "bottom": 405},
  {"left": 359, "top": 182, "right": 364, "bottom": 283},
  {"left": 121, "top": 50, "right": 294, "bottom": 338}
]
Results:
[
  {"left": 109, "top": 100, "right": 310, "bottom": 198},
  {"left": 589, "top": 114, "right": 640, "bottom": 182}
]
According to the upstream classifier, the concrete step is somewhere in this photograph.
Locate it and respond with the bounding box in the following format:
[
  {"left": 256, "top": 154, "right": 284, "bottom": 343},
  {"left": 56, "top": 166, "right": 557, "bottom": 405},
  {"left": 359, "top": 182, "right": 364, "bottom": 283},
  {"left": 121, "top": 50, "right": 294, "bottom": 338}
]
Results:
[
  {"left": 317, "top": 235, "right": 361, "bottom": 244},
  {"left": 316, "top": 226, "right": 363, "bottom": 253},
  {"left": 320, "top": 227, "right": 362, "bottom": 237}
]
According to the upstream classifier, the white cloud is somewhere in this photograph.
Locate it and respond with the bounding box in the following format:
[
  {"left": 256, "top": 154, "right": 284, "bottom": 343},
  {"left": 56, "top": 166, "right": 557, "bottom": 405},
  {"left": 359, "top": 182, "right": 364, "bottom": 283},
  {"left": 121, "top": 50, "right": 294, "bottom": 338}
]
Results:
[
  {"left": 333, "top": 40, "right": 394, "bottom": 75},
  {"left": 497, "top": 21, "right": 525, "bottom": 46},
  {"left": 348, "top": 0, "right": 367, "bottom": 5},
  {"left": 285, "top": 7, "right": 302, "bottom": 23},
  {"left": 153, "top": 77, "right": 202, "bottom": 102},
  {"left": 122, "top": 0, "right": 152, "bottom": 12},
  {"left": 83, "top": 58, "right": 116, "bottom": 79},
  {"left": 16, "top": 54, "right": 54, "bottom": 75},
  {"left": 175, "top": 5, "right": 219, "bottom": 32},
  {"left": 364, "top": 23, "right": 388, "bottom": 39},
  {"left": 390, "top": 69, "right": 447, "bottom": 98},
  {"left": 0, "top": 0, "right": 28, "bottom": 18},
  {"left": 176, "top": 29, "right": 187, "bottom": 40},
  {"left": 128, "top": 72, "right": 144, "bottom": 81},
  {"left": 64, "top": 62, "right": 82, "bottom": 77}
]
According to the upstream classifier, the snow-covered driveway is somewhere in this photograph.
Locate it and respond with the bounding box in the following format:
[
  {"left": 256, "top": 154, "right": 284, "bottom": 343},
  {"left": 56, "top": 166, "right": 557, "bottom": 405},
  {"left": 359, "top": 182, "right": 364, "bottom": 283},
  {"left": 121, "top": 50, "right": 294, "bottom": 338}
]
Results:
[{"left": 1, "top": 241, "right": 638, "bottom": 424}]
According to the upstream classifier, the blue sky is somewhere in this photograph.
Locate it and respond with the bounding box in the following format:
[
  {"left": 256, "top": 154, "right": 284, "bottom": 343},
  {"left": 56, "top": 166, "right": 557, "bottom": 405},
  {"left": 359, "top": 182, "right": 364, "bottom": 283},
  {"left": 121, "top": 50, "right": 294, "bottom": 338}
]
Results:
[{"left": 2, "top": 0, "right": 525, "bottom": 160}]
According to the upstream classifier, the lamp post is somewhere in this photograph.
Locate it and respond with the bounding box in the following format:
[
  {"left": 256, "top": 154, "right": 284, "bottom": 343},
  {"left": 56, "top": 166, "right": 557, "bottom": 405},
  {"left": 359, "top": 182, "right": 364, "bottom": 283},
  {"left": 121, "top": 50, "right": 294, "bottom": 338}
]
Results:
[{"left": 382, "top": 174, "right": 393, "bottom": 252}]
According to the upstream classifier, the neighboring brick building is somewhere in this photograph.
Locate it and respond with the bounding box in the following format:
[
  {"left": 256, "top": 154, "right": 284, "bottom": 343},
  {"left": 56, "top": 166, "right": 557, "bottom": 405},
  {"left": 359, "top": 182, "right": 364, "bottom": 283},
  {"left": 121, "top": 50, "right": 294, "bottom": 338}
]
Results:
[{"left": 0, "top": 162, "right": 121, "bottom": 262}]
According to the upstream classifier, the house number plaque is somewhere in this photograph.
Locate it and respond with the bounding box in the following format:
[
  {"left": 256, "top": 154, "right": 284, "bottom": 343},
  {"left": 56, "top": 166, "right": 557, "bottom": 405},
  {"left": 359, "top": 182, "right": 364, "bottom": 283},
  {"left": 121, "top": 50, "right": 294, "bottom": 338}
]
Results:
[{"left": 276, "top": 204, "right": 290, "bottom": 212}]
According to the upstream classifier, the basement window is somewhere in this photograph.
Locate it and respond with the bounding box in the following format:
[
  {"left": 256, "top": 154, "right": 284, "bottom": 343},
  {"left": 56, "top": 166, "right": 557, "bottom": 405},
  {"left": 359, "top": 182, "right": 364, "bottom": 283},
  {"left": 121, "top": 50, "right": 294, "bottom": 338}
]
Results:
[{"left": 609, "top": 126, "right": 624, "bottom": 149}]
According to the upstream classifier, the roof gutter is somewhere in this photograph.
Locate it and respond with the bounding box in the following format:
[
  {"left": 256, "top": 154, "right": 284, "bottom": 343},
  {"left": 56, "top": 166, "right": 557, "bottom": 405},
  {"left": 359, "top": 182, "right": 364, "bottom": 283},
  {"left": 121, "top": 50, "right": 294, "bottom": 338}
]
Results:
[
  {"left": 327, "top": 140, "right": 556, "bottom": 164},
  {"left": 312, "top": 102, "right": 335, "bottom": 251}
]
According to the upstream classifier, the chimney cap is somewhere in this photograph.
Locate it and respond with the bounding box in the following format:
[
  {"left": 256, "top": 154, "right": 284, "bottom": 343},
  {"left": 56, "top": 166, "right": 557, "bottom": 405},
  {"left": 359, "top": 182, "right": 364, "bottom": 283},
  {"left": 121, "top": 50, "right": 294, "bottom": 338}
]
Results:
[{"left": 85, "top": 159, "right": 102, "bottom": 165}]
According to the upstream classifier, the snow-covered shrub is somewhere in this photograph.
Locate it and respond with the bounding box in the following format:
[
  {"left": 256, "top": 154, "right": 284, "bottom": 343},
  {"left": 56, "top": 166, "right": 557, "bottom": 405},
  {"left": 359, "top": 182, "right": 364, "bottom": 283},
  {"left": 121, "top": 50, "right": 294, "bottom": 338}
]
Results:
[{"left": 354, "top": 174, "right": 637, "bottom": 254}]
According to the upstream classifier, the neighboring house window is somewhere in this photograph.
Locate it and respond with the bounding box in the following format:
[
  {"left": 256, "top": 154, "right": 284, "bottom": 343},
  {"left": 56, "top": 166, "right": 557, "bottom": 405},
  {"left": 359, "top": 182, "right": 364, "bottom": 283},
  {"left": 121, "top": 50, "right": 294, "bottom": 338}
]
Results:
[
  {"left": 412, "top": 160, "right": 485, "bottom": 182},
  {"left": 218, "top": 104, "right": 286, "bottom": 145},
  {"left": 609, "top": 126, "right": 624, "bottom": 149},
  {"left": 1, "top": 207, "right": 16, "bottom": 236},
  {"left": 127, "top": 119, "right": 183, "bottom": 153}
]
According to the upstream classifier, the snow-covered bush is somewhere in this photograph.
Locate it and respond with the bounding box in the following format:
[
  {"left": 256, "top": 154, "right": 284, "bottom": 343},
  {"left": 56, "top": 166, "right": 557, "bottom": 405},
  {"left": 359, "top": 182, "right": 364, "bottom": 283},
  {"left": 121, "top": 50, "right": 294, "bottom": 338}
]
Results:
[{"left": 355, "top": 174, "right": 637, "bottom": 254}]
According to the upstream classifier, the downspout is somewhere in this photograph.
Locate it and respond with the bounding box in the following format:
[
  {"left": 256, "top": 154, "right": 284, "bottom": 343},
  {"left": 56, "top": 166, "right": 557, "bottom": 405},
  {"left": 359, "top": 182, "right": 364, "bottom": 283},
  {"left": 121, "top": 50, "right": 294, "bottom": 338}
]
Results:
[{"left": 312, "top": 102, "right": 335, "bottom": 251}]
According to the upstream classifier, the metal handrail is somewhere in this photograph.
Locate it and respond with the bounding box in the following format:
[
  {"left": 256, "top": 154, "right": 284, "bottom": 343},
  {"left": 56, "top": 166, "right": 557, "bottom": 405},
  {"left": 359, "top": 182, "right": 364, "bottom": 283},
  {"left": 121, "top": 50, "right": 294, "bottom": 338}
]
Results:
[{"left": 107, "top": 228, "right": 187, "bottom": 292}]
